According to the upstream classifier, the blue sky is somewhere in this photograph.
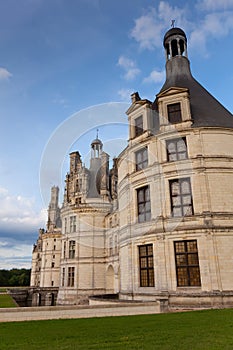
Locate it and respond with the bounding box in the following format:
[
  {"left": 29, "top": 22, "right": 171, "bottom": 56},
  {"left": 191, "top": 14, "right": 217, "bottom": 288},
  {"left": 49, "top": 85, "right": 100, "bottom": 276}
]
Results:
[{"left": 0, "top": 0, "right": 233, "bottom": 269}]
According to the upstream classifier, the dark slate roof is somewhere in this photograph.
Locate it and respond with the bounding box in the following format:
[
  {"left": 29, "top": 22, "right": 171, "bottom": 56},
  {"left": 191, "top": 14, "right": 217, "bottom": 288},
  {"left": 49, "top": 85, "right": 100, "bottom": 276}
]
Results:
[
  {"left": 159, "top": 56, "right": 233, "bottom": 128},
  {"left": 163, "top": 27, "right": 187, "bottom": 46}
]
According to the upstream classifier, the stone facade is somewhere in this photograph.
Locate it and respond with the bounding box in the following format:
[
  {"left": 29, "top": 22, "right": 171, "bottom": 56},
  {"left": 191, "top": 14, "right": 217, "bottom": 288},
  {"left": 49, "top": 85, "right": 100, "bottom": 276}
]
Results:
[{"left": 31, "top": 27, "right": 233, "bottom": 309}]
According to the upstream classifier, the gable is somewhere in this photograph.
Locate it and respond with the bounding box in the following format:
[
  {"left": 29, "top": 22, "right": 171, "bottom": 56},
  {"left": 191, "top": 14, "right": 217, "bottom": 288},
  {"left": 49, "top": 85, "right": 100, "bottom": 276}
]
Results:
[{"left": 156, "top": 87, "right": 189, "bottom": 99}]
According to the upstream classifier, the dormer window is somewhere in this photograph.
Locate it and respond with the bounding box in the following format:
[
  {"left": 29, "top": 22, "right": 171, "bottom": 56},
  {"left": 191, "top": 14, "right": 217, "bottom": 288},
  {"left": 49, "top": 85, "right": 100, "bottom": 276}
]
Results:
[
  {"left": 135, "top": 115, "right": 143, "bottom": 137},
  {"left": 167, "top": 103, "right": 182, "bottom": 123}
]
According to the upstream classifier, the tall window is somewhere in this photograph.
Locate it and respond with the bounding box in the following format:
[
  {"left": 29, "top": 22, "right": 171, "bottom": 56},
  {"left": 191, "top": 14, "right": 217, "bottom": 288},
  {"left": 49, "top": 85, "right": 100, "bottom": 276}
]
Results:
[
  {"left": 62, "top": 268, "right": 65, "bottom": 287},
  {"left": 166, "top": 138, "right": 187, "bottom": 161},
  {"left": 70, "top": 216, "right": 76, "bottom": 233},
  {"left": 69, "top": 240, "right": 76, "bottom": 259},
  {"left": 63, "top": 241, "right": 66, "bottom": 259},
  {"left": 169, "top": 178, "right": 193, "bottom": 217},
  {"left": 139, "top": 244, "right": 154, "bottom": 287},
  {"left": 68, "top": 267, "right": 75, "bottom": 287},
  {"left": 135, "top": 115, "right": 143, "bottom": 137},
  {"left": 76, "top": 178, "right": 82, "bottom": 192},
  {"left": 137, "top": 186, "right": 151, "bottom": 223},
  {"left": 135, "top": 147, "right": 148, "bottom": 171},
  {"left": 64, "top": 218, "right": 67, "bottom": 233},
  {"left": 109, "top": 237, "right": 113, "bottom": 256},
  {"left": 174, "top": 240, "right": 201, "bottom": 287},
  {"left": 167, "top": 103, "right": 182, "bottom": 123}
]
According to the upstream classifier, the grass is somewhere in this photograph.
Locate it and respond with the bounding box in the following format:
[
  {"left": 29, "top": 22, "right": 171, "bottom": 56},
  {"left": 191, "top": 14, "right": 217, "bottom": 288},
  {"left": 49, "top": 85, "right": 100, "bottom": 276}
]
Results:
[
  {"left": 0, "top": 293, "right": 17, "bottom": 308},
  {"left": 0, "top": 309, "right": 233, "bottom": 349}
]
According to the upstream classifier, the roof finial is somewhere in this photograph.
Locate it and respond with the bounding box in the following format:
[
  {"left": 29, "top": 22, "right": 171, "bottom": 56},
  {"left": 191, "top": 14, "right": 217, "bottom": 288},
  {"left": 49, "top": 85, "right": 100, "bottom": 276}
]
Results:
[
  {"left": 171, "top": 19, "right": 175, "bottom": 28},
  {"left": 96, "top": 128, "right": 99, "bottom": 139}
]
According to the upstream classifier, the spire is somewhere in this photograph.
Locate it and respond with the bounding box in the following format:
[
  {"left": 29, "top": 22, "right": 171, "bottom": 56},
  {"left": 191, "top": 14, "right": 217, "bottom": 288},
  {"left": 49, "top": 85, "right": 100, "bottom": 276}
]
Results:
[{"left": 91, "top": 131, "right": 103, "bottom": 159}]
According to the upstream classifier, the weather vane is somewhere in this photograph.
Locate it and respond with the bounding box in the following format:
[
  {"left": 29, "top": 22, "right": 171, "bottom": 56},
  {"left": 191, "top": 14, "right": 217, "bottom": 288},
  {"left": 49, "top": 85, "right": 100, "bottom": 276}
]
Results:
[{"left": 171, "top": 19, "right": 175, "bottom": 28}]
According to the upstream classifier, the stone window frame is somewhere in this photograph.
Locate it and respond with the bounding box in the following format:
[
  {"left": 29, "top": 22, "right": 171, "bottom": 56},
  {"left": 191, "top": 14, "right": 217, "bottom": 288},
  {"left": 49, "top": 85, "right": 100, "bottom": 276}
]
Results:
[
  {"left": 135, "top": 146, "right": 148, "bottom": 171},
  {"left": 157, "top": 88, "right": 192, "bottom": 129},
  {"left": 69, "top": 240, "right": 76, "bottom": 259},
  {"left": 138, "top": 244, "right": 155, "bottom": 287},
  {"left": 63, "top": 241, "right": 66, "bottom": 259},
  {"left": 136, "top": 185, "right": 151, "bottom": 223},
  {"left": 70, "top": 215, "right": 76, "bottom": 233},
  {"left": 166, "top": 137, "right": 188, "bottom": 162},
  {"left": 169, "top": 177, "right": 193, "bottom": 217},
  {"left": 174, "top": 240, "right": 201, "bottom": 287},
  {"left": 167, "top": 102, "right": 182, "bottom": 124},
  {"left": 67, "top": 266, "right": 75, "bottom": 287}
]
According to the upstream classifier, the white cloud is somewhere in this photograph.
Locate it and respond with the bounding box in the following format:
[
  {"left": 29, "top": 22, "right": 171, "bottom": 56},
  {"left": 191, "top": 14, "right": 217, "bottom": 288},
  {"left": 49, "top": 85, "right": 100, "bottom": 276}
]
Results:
[
  {"left": 129, "top": 1, "right": 233, "bottom": 56},
  {"left": 52, "top": 96, "right": 69, "bottom": 108},
  {"left": 117, "top": 88, "right": 134, "bottom": 101},
  {"left": 117, "top": 56, "right": 140, "bottom": 80},
  {"left": 0, "top": 241, "right": 33, "bottom": 269},
  {"left": 189, "top": 11, "right": 233, "bottom": 54},
  {"left": 197, "top": 0, "right": 233, "bottom": 11},
  {"left": 143, "top": 69, "right": 165, "bottom": 84},
  {"left": 130, "top": 2, "right": 188, "bottom": 50},
  {"left": 0, "top": 67, "right": 12, "bottom": 80},
  {"left": 0, "top": 187, "right": 46, "bottom": 233}
]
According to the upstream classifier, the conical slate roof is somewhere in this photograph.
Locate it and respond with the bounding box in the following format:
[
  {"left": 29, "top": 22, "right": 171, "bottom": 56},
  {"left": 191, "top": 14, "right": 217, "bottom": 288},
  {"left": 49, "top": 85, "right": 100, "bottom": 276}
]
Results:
[{"left": 158, "top": 28, "right": 233, "bottom": 128}]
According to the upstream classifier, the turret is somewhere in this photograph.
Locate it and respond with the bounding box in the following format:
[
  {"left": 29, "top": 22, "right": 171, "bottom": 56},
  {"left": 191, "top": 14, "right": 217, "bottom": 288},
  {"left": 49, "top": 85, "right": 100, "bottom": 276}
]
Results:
[
  {"left": 47, "top": 186, "right": 61, "bottom": 231},
  {"left": 157, "top": 27, "right": 233, "bottom": 128}
]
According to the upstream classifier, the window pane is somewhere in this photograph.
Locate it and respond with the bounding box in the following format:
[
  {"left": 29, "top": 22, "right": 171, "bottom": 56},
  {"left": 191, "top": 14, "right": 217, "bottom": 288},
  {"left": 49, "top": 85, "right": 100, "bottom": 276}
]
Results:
[
  {"left": 169, "top": 154, "right": 178, "bottom": 161},
  {"left": 172, "top": 196, "right": 181, "bottom": 206},
  {"left": 181, "top": 180, "right": 190, "bottom": 194},
  {"left": 140, "top": 270, "right": 148, "bottom": 287},
  {"left": 147, "top": 245, "right": 153, "bottom": 255},
  {"left": 139, "top": 244, "right": 154, "bottom": 287},
  {"left": 183, "top": 206, "right": 193, "bottom": 216},
  {"left": 140, "top": 257, "right": 147, "bottom": 268},
  {"left": 167, "top": 103, "right": 182, "bottom": 123},
  {"left": 168, "top": 141, "right": 176, "bottom": 152},
  {"left": 137, "top": 186, "right": 151, "bottom": 223},
  {"left": 135, "top": 116, "right": 143, "bottom": 136},
  {"left": 178, "top": 152, "right": 187, "bottom": 160},
  {"left": 148, "top": 270, "right": 155, "bottom": 286},
  {"left": 139, "top": 246, "right": 147, "bottom": 256},
  {"left": 167, "top": 138, "right": 187, "bottom": 162},
  {"left": 189, "top": 267, "right": 201, "bottom": 286},
  {"left": 176, "top": 254, "right": 187, "bottom": 266},
  {"left": 171, "top": 181, "right": 180, "bottom": 195},
  {"left": 177, "top": 267, "right": 189, "bottom": 286},
  {"left": 188, "top": 253, "right": 199, "bottom": 265},
  {"left": 175, "top": 241, "right": 185, "bottom": 253},
  {"left": 174, "top": 240, "right": 201, "bottom": 287},
  {"left": 148, "top": 256, "right": 154, "bottom": 268},
  {"left": 170, "top": 178, "right": 193, "bottom": 217},
  {"left": 187, "top": 241, "right": 197, "bottom": 252},
  {"left": 183, "top": 195, "right": 192, "bottom": 205},
  {"left": 173, "top": 207, "right": 182, "bottom": 217}
]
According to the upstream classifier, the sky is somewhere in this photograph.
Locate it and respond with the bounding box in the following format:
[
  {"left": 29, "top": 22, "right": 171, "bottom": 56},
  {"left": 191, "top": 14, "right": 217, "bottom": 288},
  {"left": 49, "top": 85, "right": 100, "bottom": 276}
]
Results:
[{"left": 0, "top": 0, "right": 233, "bottom": 269}]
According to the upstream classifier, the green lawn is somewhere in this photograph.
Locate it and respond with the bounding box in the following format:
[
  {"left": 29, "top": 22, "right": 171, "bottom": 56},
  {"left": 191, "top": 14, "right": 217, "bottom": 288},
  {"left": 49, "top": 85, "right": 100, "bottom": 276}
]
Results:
[
  {"left": 0, "top": 309, "right": 233, "bottom": 349},
  {"left": 0, "top": 294, "right": 17, "bottom": 308}
]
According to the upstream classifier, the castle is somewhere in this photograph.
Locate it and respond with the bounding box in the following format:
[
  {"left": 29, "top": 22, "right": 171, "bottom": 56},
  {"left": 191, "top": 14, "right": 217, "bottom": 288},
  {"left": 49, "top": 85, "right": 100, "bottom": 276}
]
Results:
[{"left": 30, "top": 27, "right": 233, "bottom": 309}]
